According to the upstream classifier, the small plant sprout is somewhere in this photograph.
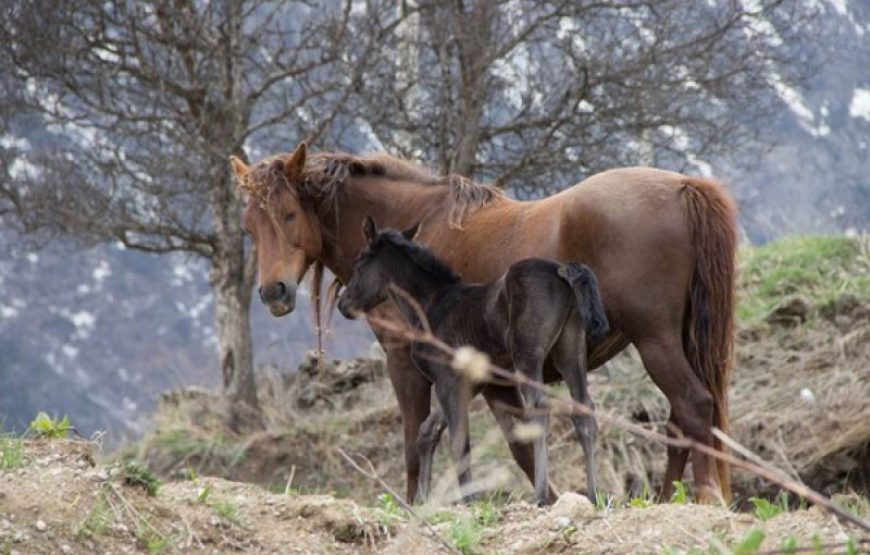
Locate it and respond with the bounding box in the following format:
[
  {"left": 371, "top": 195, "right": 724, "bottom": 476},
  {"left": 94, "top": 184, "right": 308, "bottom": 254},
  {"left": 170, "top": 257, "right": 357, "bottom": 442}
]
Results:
[
  {"left": 196, "top": 483, "right": 214, "bottom": 504},
  {"left": 733, "top": 527, "right": 765, "bottom": 555},
  {"left": 28, "top": 412, "right": 72, "bottom": 439},
  {"left": 0, "top": 435, "right": 25, "bottom": 470},
  {"left": 779, "top": 535, "right": 798, "bottom": 554},
  {"left": 749, "top": 490, "right": 789, "bottom": 521},
  {"left": 670, "top": 480, "right": 688, "bottom": 504},
  {"left": 120, "top": 460, "right": 160, "bottom": 497},
  {"left": 211, "top": 498, "right": 239, "bottom": 523},
  {"left": 376, "top": 492, "right": 406, "bottom": 524}
]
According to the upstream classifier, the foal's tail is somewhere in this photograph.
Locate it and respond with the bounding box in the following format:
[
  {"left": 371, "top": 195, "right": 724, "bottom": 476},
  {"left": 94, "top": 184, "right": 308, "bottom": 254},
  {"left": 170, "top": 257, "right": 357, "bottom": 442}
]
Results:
[
  {"left": 557, "top": 262, "right": 609, "bottom": 343},
  {"left": 681, "top": 177, "right": 738, "bottom": 501}
]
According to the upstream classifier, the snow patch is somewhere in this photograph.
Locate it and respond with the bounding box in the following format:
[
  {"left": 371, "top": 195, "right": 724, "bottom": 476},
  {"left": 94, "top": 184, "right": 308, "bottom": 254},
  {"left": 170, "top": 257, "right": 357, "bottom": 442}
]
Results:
[
  {"left": 770, "top": 74, "right": 830, "bottom": 137},
  {"left": 849, "top": 88, "right": 870, "bottom": 122},
  {"left": 0, "top": 135, "right": 31, "bottom": 150},
  {"left": 93, "top": 260, "right": 112, "bottom": 282},
  {"left": 26, "top": 252, "right": 39, "bottom": 264},
  {"left": 0, "top": 305, "right": 19, "bottom": 318},
  {"left": 62, "top": 345, "right": 79, "bottom": 359}
]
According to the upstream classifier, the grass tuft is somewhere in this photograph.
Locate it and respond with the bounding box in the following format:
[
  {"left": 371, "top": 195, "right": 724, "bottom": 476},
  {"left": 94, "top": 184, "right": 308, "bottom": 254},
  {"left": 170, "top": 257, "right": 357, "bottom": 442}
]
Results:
[{"left": 0, "top": 435, "right": 25, "bottom": 470}]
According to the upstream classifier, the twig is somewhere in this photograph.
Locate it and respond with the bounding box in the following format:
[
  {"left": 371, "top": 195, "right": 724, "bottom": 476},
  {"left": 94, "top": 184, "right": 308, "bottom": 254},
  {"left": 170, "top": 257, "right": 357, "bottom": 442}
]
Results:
[
  {"left": 285, "top": 465, "right": 297, "bottom": 495},
  {"left": 361, "top": 311, "right": 870, "bottom": 534},
  {"left": 336, "top": 447, "right": 462, "bottom": 555}
]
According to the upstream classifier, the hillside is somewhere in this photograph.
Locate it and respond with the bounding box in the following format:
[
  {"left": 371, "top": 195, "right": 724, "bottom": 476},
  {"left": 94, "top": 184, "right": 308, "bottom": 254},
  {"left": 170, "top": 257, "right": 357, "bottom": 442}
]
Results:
[{"left": 0, "top": 440, "right": 866, "bottom": 554}]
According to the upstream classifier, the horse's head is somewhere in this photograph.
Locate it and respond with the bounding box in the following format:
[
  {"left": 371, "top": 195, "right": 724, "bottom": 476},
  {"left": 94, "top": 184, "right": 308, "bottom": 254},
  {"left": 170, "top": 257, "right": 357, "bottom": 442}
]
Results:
[
  {"left": 338, "top": 216, "right": 423, "bottom": 319},
  {"left": 230, "top": 142, "right": 322, "bottom": 317}
]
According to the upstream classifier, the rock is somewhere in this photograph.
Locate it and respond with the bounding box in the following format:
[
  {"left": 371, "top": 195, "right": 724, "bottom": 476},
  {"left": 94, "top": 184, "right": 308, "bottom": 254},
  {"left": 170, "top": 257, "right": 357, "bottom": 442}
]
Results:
[
  {"left": 765, "top": 296, "right": 812, "bottom": 326},
  {"left": 553, "top": 516, "right": 572, "bottom": 530},
  {"left": 550, "top": 492, "right": 595, "bottom": 521},
  {"left": 60, "top": 545, "right": 72, "bottom": 554},
  {"left": 35, "top": 520, "right": 47, "bottom": 532}
]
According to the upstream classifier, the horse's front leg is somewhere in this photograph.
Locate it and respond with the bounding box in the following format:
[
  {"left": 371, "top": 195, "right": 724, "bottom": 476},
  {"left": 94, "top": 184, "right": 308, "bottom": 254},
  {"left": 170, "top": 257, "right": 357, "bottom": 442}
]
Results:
[{"left": 384, "top": 345, "right": 432, "bottom": 502}]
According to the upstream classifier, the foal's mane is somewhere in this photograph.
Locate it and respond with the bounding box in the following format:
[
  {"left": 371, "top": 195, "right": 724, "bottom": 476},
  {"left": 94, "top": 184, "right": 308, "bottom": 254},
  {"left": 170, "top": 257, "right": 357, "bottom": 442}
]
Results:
[
  {"left": 376, "top": 229, "right": 461, "bottom": 285},
  {"left": 296, "top": 152, "right": 505, "bottom": 227}
]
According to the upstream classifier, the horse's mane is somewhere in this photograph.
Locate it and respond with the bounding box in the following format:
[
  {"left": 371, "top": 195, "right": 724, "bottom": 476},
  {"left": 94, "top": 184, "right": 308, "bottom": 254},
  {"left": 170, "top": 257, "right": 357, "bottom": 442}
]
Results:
[
  {"left": 300, "top": 151, "right": 505, "bottom": 227},
  {"left": 376, "top": 229, "right": 461, "bottom": 285}
]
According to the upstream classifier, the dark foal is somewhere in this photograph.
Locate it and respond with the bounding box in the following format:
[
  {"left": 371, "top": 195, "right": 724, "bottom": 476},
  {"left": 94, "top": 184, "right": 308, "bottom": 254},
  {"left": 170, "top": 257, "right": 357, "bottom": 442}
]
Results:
[{"left": 338, "top": 217, "right": 609, "bottom": 506}]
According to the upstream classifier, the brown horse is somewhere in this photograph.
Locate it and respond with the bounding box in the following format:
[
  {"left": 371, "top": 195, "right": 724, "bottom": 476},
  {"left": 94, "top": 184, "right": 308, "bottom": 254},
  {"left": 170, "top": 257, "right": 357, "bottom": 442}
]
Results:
[{"left": 230, "top": 142, "right": 737, "bottom": 503}]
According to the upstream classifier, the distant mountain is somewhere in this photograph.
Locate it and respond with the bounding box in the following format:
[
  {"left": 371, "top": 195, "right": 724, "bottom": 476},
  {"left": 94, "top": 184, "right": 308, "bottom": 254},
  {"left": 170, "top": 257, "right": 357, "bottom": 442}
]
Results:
[{"left": 727, "top": 0, "right": 869, "bottom": 241}]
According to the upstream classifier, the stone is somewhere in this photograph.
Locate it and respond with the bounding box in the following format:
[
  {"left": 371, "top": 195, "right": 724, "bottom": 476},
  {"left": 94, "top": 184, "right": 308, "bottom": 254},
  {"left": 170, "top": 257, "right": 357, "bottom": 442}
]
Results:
[
  {"left": 35, "top": 520, "right": 47, "bottom": 532},
  {"left": 765, "top": 296, "right": 812, "bottom": 326},
  {"left": 550, "top": 492, "right": 595, "bottom": 521}
]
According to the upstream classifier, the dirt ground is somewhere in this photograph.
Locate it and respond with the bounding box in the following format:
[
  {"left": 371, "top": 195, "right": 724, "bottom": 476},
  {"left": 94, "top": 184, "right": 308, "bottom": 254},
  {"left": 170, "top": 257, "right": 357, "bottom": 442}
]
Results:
[{"left": 1, "top": 440, "right": 867, "bottom": 554}]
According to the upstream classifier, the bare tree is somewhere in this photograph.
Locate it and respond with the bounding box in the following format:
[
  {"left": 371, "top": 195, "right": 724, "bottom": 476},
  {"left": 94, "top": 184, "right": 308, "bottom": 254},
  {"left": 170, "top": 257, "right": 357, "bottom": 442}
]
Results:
[
  {"left": 0, "top": 0, "right": 399, "bottom": 429},
  {"left": 351, "top": 0, "right": 816, "bottom": 193}
]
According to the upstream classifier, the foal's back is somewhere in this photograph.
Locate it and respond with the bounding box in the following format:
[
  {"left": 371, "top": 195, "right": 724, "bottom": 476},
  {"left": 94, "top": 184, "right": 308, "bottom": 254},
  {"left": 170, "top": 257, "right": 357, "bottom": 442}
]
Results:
[{"left": 419, "top": 259, "right": 578, "bottom": 363}]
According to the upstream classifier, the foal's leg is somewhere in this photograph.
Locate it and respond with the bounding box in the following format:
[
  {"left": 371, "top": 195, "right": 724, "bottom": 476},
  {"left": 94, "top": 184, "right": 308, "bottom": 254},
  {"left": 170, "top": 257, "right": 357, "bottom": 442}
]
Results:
[
  {"left": 634, "top": 336, "right": 718, "bottom": 502},
  {"left": 433, "top": 375, "right": 474, "bottom": 502},
  {"left": 416, "top": 404, "right": 447, "bottom": 503},
  {"left": 482, "top": 385, "right": 557, "bottom": 504},
  {"left": 510, "top": 351, "right": 550, "bottom": 506},
  {"left": 552, "top": 327, "right": 599, "bottom": 502}
]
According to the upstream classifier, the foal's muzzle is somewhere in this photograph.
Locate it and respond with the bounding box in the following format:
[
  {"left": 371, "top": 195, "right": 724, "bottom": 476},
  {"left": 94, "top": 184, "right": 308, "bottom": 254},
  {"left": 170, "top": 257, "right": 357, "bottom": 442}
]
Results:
[
  {"left": 260, "top": 280, "right": 296, "bottom": 316},
  {"left": 337, "top": 296, "right": 358, "bottom": 320}
]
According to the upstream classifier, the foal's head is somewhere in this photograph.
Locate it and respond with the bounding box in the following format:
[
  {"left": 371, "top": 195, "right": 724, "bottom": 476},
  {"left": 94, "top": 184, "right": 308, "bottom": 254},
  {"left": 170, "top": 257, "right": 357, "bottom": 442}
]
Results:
[
  {"left": 337, "top": 216, "right": 458, "bottom": 319},
  {"left": 230, "top": 143, "right": 322, "bottom": 316}
]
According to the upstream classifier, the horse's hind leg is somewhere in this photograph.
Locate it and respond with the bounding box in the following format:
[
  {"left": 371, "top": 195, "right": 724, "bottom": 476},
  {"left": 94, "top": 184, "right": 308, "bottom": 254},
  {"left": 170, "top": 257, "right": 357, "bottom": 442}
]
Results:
[
  {"left": 633, "top": 337, "right": 717, "bottom": 502},
  {"left": 552, "top": 326, "right": 599, "bottom": 502},
  {"left": 662, "top": 409, "right": 690, "bottom": 500},
  {"left": 416, "top": 404, "right": 447, "bottom": 503},
  {"left": 482, "top": 385, "right": 557, "bottom": 504}
]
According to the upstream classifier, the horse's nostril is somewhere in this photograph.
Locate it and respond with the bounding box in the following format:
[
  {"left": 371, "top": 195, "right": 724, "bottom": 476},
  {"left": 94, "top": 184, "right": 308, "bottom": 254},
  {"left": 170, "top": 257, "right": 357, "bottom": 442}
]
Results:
[{"left": 260, "top": 281, "right": 291, "bottom": 304}]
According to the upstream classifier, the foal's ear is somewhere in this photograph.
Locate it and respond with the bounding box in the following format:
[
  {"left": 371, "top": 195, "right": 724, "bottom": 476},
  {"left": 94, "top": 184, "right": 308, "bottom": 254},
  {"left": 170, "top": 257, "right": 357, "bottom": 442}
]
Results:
[
  {"left": 362, "top": 215, "right": 378, "bottom": 247},
  {"left": 401, "top": 221, "right": 422, "bottom": 242},
  {"left": 284, "top": 141, "right": 308, "bottom": 180}
]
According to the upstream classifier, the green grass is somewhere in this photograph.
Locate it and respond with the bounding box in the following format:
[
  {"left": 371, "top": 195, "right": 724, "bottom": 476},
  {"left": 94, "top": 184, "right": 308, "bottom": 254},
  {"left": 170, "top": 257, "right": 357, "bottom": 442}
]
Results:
[
  {"left": 375, "top": 492, "right": 406, "bottom": 524},
  {"left": 0, "top": 435, "right": 25, "bottom": 470},
  {"left": 749, "top": 491, "right": 790, "bottom": 521},
  {"left": 75, "top": 494, "right": 111, "bottom": 539},
  {"left": 737, "top": 235, "right": 869, "bottom": 323},
  {"left": 120, "top": 460, "right": 160, "bottom": 496},
  {"left": 211, "top": 498, "right": 240, "bottom": 522},
  {"left": 442, "top": 500, "right": 501, "bottom": 555},
  {"left": 136, "top": 524, "right": 172, "bottom": 554},
  {"left": 28, "top": 412, "right": 72, "bottom": 439},
  {"left": 151, "top": 428, "right": 247, "bottom": 467}
]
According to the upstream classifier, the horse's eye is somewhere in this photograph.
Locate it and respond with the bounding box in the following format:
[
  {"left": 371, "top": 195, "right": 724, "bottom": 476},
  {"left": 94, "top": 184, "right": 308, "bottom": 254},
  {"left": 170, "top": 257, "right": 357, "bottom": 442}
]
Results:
[{"left": 285, "top": 212, "right": 296, "bottom": 222}]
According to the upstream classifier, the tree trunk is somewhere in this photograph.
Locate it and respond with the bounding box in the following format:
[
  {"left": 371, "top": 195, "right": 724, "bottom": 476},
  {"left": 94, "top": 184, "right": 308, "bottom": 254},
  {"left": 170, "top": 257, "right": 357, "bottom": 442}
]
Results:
[
  {"left": 211, "top": 254, "right": 261, "bottom": 431},
  {"left": 209, "top": 162, "right": 262, "bottom": 431},
  {"left": 447, "top": 0, "right": 493, "bottom": 176}
]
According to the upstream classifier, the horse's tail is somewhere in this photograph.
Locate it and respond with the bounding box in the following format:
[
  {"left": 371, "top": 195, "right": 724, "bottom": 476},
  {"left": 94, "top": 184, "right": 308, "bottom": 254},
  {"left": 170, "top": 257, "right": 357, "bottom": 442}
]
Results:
[
  {"left": 557, "top": 262, "right": 610, "bottom": 343},
  {"left": 681, "top": 177, "right": 738, "bottom": 501}
]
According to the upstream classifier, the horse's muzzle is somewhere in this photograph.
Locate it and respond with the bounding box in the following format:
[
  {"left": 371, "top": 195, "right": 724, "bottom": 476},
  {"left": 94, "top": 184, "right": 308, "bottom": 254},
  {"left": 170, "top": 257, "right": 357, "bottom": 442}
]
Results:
[
  {"left": 260, "top": 281, "right": 296, "bottom": 316},
  {"left": 337, "top": 296, "right": 358, "bottom": 320}
]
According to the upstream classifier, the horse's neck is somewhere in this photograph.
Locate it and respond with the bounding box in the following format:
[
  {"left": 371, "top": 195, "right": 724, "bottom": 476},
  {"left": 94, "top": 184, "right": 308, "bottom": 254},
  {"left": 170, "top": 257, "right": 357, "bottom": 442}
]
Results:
[
  {"left": 321, "top": 178, "right": 451, "bottom": 282},
  {"left": 387, "top": 270, "right": 454, "bottom": 330}
]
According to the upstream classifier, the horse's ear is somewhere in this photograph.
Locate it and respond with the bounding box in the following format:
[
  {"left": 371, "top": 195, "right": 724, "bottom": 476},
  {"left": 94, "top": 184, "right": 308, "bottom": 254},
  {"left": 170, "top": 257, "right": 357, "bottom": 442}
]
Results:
[
  {"left": 401, "top": 221, "right": 422, "bottom": 242},
  {"left": 229, "top": 155, "right": 250, "bottom": 201},
  {"left": 229, "top": 155, "right": 249, "bottom": 178},
  {"left": 285, "top": 141, "right": 308, "bottom": 180},
  {"left": 362, "top": 215, "right": 377, "bottom": 247}
]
